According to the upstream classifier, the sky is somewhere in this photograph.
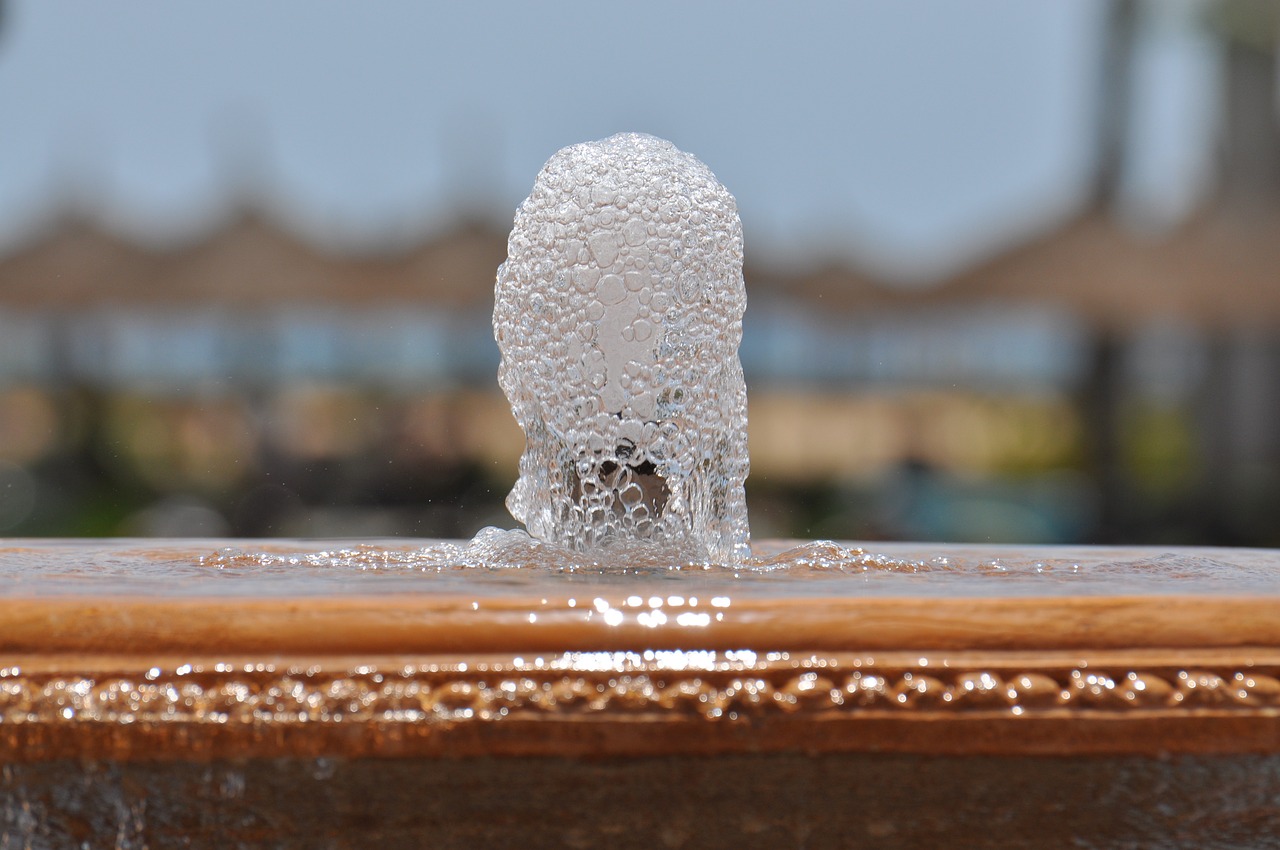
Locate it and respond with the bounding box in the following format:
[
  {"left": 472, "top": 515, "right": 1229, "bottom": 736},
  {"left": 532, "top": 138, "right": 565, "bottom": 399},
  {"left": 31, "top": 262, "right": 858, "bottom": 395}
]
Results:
[{"left": 0, "top": 2, "right": 1119, "bottom": 284}]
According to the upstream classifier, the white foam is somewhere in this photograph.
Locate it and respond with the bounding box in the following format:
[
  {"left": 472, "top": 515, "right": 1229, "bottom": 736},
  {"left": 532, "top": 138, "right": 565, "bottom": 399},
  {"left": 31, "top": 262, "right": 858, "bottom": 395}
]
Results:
[{"left": 494, "top": 134, "right": 750, "bottom": 563}]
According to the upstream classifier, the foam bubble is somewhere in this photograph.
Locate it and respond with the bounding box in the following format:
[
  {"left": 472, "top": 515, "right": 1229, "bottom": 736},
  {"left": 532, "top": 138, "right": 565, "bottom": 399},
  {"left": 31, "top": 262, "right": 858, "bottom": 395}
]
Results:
[{"left": 494, "top": 133, "right": 750, "bottom": 563}]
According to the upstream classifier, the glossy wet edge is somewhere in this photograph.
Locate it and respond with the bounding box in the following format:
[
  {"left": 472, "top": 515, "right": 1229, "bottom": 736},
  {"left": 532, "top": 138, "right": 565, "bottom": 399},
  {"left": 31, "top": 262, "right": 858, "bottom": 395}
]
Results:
[
  {"left": 0, "top": 592, "right": 1277, "bottom": 653},
  {"left": 2, "top": 648, "right": 1279, "bottom": 762}
]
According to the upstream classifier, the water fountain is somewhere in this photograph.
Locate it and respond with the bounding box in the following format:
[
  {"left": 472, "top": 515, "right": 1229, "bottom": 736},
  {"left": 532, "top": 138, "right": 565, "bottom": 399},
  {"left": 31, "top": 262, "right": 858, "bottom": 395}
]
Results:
[
  {"left": 494, "top": 133, "right": 749, "bottom": 564},
  {"left": 1, "top": 135, "right": 1279, "bottom": 847}
]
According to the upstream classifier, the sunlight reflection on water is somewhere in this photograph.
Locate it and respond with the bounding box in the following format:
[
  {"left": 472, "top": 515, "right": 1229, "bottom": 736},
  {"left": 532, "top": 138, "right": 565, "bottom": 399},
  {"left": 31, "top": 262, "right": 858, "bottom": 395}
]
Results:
[{"left": 1, "top": 531, "right": 1277, "bottom": 599}]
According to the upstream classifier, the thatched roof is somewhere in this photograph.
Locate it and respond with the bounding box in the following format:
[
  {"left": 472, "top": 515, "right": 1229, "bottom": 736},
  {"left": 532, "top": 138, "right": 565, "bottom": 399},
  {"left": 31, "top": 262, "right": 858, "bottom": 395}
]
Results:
[
  {"left": 751, "top": 204, "right": 1280, "bottom": 331},
  {"left": 3, "top": 203, "right": 1280, "bottom": 331},
  {"left": 0, "top": 212, "right": 505, "bottom": 310}
]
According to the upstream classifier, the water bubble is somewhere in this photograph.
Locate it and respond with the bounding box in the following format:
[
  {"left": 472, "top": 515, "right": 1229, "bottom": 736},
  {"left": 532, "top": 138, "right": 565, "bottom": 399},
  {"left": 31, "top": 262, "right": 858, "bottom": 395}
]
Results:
[{"left": 495, "top": 133, "right": 749, "bottom": 563}]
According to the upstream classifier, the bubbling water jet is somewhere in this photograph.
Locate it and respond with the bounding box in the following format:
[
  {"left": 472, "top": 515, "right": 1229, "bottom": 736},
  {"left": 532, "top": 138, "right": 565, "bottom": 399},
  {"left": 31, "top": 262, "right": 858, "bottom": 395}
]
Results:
[{"left": 494, "top": 133, "right": 750, "bottom": 563}]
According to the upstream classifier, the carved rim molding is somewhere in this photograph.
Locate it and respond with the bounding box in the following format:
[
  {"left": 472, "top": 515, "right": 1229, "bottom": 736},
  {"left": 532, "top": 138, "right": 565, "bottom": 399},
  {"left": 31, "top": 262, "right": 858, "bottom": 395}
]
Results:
[{"left": 3, "top": 649, "right": 1279, "bottom": 762}]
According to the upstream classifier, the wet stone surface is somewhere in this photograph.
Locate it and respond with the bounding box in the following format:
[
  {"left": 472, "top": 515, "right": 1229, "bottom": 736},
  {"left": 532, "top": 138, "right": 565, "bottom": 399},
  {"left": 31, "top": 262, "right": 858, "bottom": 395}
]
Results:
[{"left": 4, "top": 753, "right": 1280, "bottom": 849}]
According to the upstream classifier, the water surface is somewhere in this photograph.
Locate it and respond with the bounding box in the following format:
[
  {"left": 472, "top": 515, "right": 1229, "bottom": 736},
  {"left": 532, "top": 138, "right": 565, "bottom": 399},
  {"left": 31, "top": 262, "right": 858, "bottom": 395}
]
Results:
[{"left": 1, "top": 533, "right": 1277, "bottom": 600}]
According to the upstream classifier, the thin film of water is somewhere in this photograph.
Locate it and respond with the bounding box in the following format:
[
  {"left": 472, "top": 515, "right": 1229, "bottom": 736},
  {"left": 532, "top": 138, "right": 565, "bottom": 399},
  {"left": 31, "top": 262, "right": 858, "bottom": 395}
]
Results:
[{"left": 0, "top": 534, "right": 1277, "bottom": 599}]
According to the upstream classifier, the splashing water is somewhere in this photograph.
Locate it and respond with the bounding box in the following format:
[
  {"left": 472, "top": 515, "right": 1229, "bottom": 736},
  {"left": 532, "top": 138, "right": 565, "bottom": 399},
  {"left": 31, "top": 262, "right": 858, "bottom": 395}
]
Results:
[{"left": 494, "top": 133, "right": 749, "bottom": 563}]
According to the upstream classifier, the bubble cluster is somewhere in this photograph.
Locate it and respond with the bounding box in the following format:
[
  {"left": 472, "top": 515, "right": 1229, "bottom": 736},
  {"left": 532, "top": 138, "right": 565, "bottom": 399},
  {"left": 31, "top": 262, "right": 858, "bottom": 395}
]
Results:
[{"left": 494, "top": 133, "right": 750, "bottom": 563}]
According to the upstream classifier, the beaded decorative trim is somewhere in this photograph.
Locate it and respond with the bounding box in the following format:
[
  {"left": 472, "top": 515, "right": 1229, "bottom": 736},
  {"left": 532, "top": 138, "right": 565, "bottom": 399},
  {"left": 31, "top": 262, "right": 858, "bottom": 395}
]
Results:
[{"left": 3, "top": 654, "right": 1277, "bottom": 728}]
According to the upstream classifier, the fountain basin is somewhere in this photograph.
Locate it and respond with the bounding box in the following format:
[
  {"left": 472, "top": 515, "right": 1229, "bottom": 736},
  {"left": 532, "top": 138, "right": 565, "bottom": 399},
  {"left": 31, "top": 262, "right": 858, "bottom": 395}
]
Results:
[{"left": 2, "top": 539, "right": 1279, "bottom": 846}]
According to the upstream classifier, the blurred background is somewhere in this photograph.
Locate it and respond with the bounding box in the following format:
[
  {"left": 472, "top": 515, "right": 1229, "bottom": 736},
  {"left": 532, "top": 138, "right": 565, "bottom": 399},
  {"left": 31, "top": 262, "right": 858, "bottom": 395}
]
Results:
[{"left": 0, "top": 0, "right": 1277, "bottom": 545}]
